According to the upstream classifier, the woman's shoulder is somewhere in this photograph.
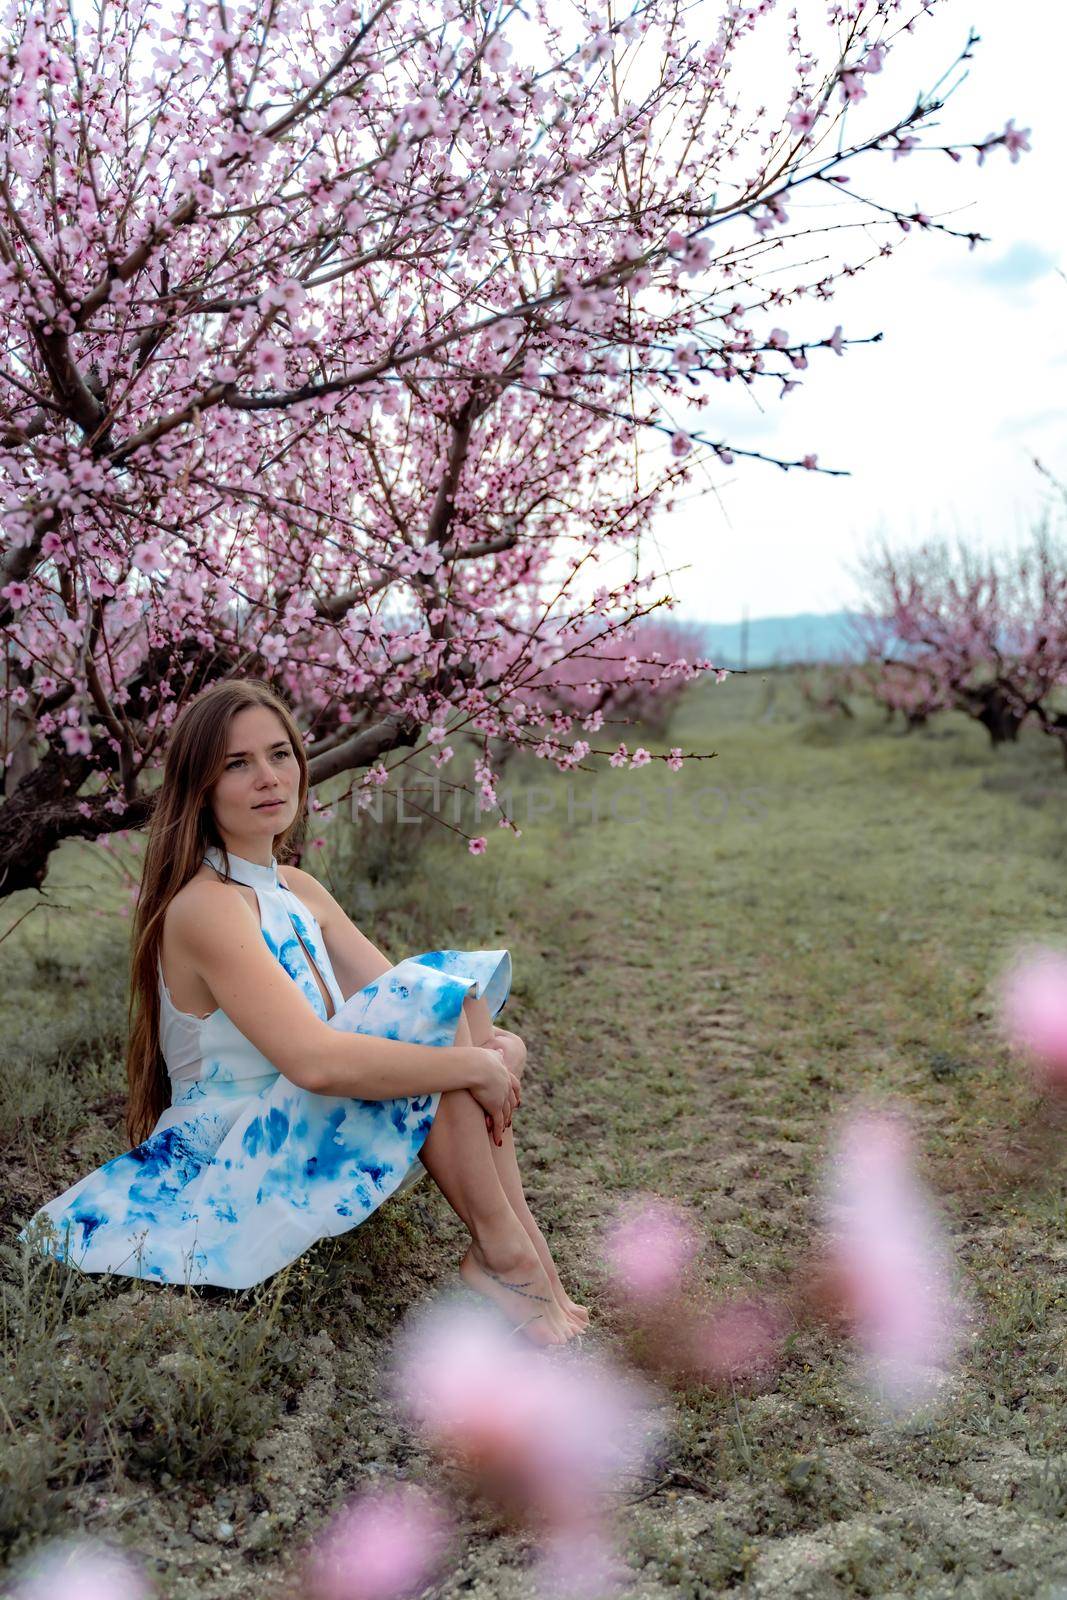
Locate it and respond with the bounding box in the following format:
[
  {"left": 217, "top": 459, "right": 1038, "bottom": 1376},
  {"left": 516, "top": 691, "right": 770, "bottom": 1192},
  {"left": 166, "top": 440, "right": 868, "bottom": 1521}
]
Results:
[
  {"left": 163, "top": 867, "right": 241, "bottom": 931},
  {"left": 277, "top": 861, "right": 332, "bottom": 916}
]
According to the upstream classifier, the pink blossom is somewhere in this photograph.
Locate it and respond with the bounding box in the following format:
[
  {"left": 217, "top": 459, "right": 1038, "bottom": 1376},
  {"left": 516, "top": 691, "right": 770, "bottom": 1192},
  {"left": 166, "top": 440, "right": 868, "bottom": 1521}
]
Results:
[
  {"left": 666, "top": 747, "right": 684, "bottom": 771},
  {"left": 405, "top": 97, "right": 441, "bottom": 137},
  {"left": 892, "top": 134, "right": 920, "bottom": 160},
  {"left": 862, "top": 43, "right": 886, "bottom": 74},
  {"left": 608, "top": 742, "right": 629, "bottom": 767},
  {"left": 71, "top": 459, "right": 104, "bottom": 491},
  {"left": 1001, "top": 119, "right": 1032, "bottom": 161},
  {"left": 580, "top": 30, "right": 614, "bottom": 64},
  {"left": 997, "top": 943, "right": 1067, "bottom": 1089},
  {"left": 569, "top": 286, "right": 609, "bottom": 330},
  {"left": 693, "top": 1297, "right": 788, "bottom": 1384},
  {"left": 390, "top": 1302, "right": 659, "bottom": 1514},
  {"left": 786, "top": 105, "right": 817, "bottom": 135},
  {"left": 979, "top": 119, "right": 1031, "bottom": 166},
  {"left": 754, "top": 192, "right": 789, "bottom": 235},
  {"left": 430, "top": 744, "right": 454, "bottom": 768},
  {"left": 1, "top": 581, "right": 30, "bottom": 608},
  {"left": 823, "top": 1108, "right": 963, "bottom": 1415},
  {"left": 674, "top": 341, "right": 699, "bottom": 372},
  {"left": 767, "top": 328, "right": 788, "bottom": 349},
  {"left": 8, "top": 1538, "right": 150, "bottom": 1600},
  {"left": 10, "top": 84, "right": 35, "bottom": 119},
  {"left": 482, "top": 35, "right": 512, "bottom": 70},
  {"left": 630, "top": 747, "right": 651, "bottom": 767},
  {"left": 800, "top": 453, "right": 818, "bottom": 470},
  {"left": 260, "top": 633, "right": 287, "bottom": 665},
  {"left": 468, "top": 835, "right": 487, "bottom": 854},
  {"left": 826, "top": 324, "right": 844, "bottom": 356},
  {"left": 670, "top": 432, "right": 692, "bottom": 458},
  {"left": 679, "top": 236, "right": 711, "bottom": 275},
  {"left": 132, "top": 540, "right": 165, "bottom": 574},
  {"left": 601, "top": 1195, "right": 700, "bottom": 1303},
  {"left": 253, "top": 341, "right": 285, "bottom": 383},
  {"left": 533, "top": 1523, "right": 628, "bottom": 1600},
  {"left": 304, "top": 1486, "right": 451, "bottom": 1600},
  {"left": 839, "top": 71, "right": 866, "bottom": 104},
  {"left": 426, "top": 723, "right": 449, "bottom": 744},
  {"left": 16, "top": 39, "right": 44, "bottom": 76},
  {"left": 62, "top": 725, "right": 93, "bottom": 756}
]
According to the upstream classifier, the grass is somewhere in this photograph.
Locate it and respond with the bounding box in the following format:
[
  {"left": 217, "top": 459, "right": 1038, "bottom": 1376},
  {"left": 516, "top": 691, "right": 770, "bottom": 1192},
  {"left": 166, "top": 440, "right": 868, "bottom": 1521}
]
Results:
[{"left": 2, "top": 670, "right": 1067, "bottom": 1597}]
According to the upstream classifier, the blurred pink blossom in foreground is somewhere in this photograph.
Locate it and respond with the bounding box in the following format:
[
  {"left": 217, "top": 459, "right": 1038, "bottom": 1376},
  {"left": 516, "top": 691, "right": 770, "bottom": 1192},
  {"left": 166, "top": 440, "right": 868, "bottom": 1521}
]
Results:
[
  {"left": 303, "top": 1484, "right": 452, "bottom": 1600},
  {"left": 389, "top": 1301, "right": 665, "bottom": 1597},
  {"left": 691, "top": 1296, "right": 790, "bottom": 1385},
  {"left": 8, "top": 1538, "right": 151, "bottom": 1600},
  {"left": 533, "top": 1522, "right": 631, "bottom": 1600},
  {"left": 601, "top": 1194, "right": 701, "bottom": 1303},
  {"left": 996, "top": 942, "right": 1067, "bottom": 1090},
  {"left": 822, "top": 1108, "right": 964, "bottom": 1416}
]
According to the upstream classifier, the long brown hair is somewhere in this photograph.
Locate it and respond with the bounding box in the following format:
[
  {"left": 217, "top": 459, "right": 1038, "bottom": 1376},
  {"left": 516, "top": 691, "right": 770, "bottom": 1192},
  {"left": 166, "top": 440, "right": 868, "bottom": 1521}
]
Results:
[{"left": 125, "top": 679, "right": 310, "bottom": 1148}]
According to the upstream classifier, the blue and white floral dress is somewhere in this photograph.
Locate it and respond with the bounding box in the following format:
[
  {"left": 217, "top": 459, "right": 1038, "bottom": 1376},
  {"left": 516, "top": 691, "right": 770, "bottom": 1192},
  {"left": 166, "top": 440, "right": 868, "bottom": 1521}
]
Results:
[{"left": 20, "top": 847, "right": 511, "bottom": 1291}]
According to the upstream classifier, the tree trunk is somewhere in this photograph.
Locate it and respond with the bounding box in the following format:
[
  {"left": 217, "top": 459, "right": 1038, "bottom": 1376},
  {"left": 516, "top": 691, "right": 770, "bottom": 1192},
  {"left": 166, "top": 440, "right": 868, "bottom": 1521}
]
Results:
[{"left": 958, "top": 684, "right": 1026, "bottom": 746}]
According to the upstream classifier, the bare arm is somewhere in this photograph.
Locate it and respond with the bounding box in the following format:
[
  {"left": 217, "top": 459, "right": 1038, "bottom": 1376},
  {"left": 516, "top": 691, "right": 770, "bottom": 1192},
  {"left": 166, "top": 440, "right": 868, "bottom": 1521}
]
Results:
[{"left": 171, "top": 882, "right": 491, "bottom": 1100}]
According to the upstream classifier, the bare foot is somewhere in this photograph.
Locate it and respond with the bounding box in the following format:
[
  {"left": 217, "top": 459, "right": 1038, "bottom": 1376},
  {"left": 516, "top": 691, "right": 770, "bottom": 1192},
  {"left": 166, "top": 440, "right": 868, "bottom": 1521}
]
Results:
[
  {"left": 459, "top": 1242, "right": 577, "bottom": 1346},
  {"left": 545, "top": 1276, "right": 590, "bottom": 1331},
  {"left": 560, "top": 1294, "right": 591, "bottom": 1331},
  {"left": 513, "top": 1218, "right": 591, "bottom": 1331}
]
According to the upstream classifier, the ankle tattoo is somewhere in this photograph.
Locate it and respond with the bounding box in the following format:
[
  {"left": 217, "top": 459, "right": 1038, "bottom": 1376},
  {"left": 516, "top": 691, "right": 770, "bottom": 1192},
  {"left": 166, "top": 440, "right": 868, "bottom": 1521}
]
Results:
[{"left": 484, "top": 1270, "right": 553, "bottom": 1305}]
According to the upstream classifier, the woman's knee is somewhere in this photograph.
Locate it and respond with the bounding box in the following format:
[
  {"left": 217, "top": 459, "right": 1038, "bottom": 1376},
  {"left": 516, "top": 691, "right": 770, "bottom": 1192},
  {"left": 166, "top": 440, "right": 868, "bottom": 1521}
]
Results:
[{"left": 430, "top": 1084, "right": 483, "bottom": 1129}]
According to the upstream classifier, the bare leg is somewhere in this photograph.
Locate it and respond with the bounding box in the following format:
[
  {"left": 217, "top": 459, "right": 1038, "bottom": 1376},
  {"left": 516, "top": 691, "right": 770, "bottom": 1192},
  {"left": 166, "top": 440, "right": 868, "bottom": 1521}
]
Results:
[
  {"left": 488, "top": 1125, "right": 590, "bottom": 1329},
  {"left": 418, "top": 1085, "right": 575, "bottom": 1346},
  {"left": 455, "top": 1001, "right": 590, "bottom": 1330}
]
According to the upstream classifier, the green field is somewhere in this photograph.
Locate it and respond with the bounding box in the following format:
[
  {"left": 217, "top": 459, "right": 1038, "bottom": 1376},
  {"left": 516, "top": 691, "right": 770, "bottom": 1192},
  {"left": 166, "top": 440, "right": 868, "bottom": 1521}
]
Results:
[{"left": 3, "top": 671, "right": 1066, "bottom": 1599}]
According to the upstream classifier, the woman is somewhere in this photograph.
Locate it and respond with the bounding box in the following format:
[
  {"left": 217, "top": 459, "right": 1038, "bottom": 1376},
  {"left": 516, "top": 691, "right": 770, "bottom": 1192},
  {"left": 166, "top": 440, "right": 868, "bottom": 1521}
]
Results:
[{"left": 21, "top": 679, "right": 588, "bottom": 1347}]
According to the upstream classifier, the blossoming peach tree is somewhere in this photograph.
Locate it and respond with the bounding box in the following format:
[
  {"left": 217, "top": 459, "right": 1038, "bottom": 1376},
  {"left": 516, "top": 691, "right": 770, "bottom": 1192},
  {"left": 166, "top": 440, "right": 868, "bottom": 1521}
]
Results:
[
  {"left": 855, "top": 531, "right": 1067, "bottom": 751},
  {"left": 0, "top": 0, "right": 1028, "bottom": 893}
]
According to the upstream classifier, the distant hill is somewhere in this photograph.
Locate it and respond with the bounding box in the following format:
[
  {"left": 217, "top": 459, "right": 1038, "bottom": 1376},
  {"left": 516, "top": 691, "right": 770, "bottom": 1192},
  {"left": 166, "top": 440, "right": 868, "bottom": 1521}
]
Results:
[{"left": 697, "top": 610, "right": 867, "bottom": 669}]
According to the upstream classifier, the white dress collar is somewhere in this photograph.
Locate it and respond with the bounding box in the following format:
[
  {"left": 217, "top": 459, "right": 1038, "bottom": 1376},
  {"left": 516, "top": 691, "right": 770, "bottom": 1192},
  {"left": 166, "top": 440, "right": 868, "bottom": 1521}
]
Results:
[{"left": 202, "top": 845, "right": 282, "bottom": 892}]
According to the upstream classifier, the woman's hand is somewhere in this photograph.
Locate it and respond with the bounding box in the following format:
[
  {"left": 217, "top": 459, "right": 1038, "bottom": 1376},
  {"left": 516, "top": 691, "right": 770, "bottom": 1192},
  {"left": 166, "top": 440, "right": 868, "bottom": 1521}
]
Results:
[
  {"left": 481, "top": 1027, "right": 526, "bottom": 1142},
  {"left": 488, "top": 1026, "right": 527, "bottom": 1085},
  {"left": 464, "top": 1045, "right": 522, "bottom": 1146}
]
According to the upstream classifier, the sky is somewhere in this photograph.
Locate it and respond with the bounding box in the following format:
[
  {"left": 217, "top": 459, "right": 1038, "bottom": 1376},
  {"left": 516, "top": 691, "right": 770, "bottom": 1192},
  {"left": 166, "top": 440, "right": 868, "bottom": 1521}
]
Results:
[{"left": 616, "top": 0, "right": 1066, "bottom": 624}]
